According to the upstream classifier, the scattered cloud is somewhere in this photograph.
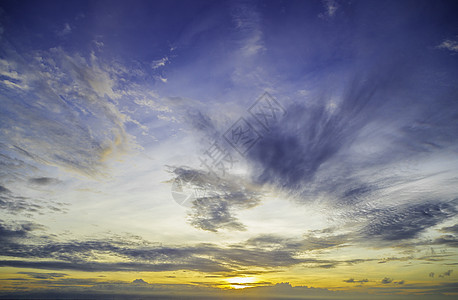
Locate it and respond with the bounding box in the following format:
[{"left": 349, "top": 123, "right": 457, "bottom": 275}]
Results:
[
  {"left": 438, "top": 270, "right": 453, "bottom": 278},
  {"left": 151, "top": 57, "right": 168, "bottom": 69},
  {"left": 0, "top": 46, "right": 139, "bottom": 176},
  {"left": 381, "top": 277, "right": 393, "bottom": 284},
  {"left": 0, "top": 184, "right": 67, "bottom": 215},
  {"left": 231, "top": 2, "right": 265, "bottom": 56},
  {"left": 437, "top": 39, "right": 458, "bottom": 52},
  {"left": 320, "top": 0, "right": 339, "bottom": 18},
  {"left": 362, "top": 201, "right": 457, "bottom": 241},
  {"left": 57, "top": 23, "right": 72, "bottom": 37},
  {"left": 0, "top": 223, "right": 372, "bottom": 274},
  {"left": 343, "top": 278, "right": 369, "bottom": 284}
]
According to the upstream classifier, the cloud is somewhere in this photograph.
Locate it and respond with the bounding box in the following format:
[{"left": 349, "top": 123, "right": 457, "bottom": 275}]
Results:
[
  {"left": 231, "top": 2, "right": 265, "bottom": 56},
  {"left": 57, "top": 23, "right": 72, "bottom": 37},
  {"left": 170, "top": 167, "right": 263, "bottom": 232},
  {"left": 0, "top": 278, "right": 347, "bottom": 300},
  {"left": 0, "top": 224, "right": 369, "bottom": 274},
  {"left": 0, "top": 186, "right": 67, "bottom": 215},
  {"left": 242, "top": 62, "right": 458, "bottom": 244},
  {"left": 362, "top": 201, "right": 457, "bottom": 241},
  {"left": 0, "top": 46, "right": 137, "bottom": 176},
  {"left": 438, "top": 270, "right": 453, "bottom": 278},
  {"left": 320, "top": 0, "right": 339, "bottom": 18},
  {"left": 1, "top": 279, "right": 455, "bottom": 300},
  {"left": 151, "top": 57, "right": 168, "bottom": 69},
  {"left": 430, "top": 235, "right": 458, "bottom": 248},
  {"left": 132, "top": 278, "right": 148, "bottom": 284},
  {"left": 156, "top": 75, "right": 167, "bottom": 83},
  {"left": 381, "top": 277, "right": 393, "bottom": 284},
  {"left": 17, "top": 272, "right": 67, "bottom": 279},
  {"left": 0, "top": 185, "right": 10, "bottom": 193},
  {"left": 343, "top": 278, "right": 369, "bottom": 283},
  {"left": 0, "top": 221, "right": 39, "bottom": 241},
  {"left": 440, "top": 224, "right": 458, "bottom": 234},
  {"left": 28, "top": 177, "right": 60, "bottom": 185},
  {"left": 437, "top": 39, "right": 458, "bottom": 52}
]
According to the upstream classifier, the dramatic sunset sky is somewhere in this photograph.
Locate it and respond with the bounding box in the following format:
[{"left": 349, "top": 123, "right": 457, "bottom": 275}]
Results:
[{"left": 1, "top": 0, "right": 458, "bottom": 299}]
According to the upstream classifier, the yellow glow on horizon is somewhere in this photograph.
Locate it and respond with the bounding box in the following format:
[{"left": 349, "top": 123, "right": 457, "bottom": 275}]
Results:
[{"left": 225, "top": 276, "right": 257, "bottom": 289}]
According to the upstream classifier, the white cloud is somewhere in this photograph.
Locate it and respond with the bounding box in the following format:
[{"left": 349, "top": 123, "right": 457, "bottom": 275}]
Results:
[
  {"left": 437, "top": 39, "right": 458, "bottom": 52},
  {"left": 154, "top": 75, "right": 167, "bottom": 83},
  {"left": 232, "top": 3, "right": 265, "bottom": 57},
  {"left": 320, "top": 0, "right": 339, "bottom": 18},
  {"left": 151, "top": 57, "right": 169, "bottom": 69},
  {"left": 57, "top": 23, "right": 72, "bottom": 36}
]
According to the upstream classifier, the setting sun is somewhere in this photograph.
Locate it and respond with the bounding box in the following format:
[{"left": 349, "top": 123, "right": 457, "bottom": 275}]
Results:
[{"left": 226, "top": 277, "right": 258, "bottom": 289}]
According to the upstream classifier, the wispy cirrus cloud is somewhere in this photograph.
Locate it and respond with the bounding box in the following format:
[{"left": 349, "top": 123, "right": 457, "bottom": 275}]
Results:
[
  {"left": 243, "top": 63, "right": 458, "bottom": 245},
  {"left": 0, "top": 45, "right": 139, "bottom": 177}
]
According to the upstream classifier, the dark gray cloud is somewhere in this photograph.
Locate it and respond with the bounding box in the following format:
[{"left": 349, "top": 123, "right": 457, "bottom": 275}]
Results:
[
  {"left": 0, "top": 187, "right": 67, "bottom": 215},
  {"left": 381, "top": 277, "right": 393, "bottom": 284},
  {"left": 362, "top": 201, "right": 457, "bottom": 241},
  {"left": 17, "top": 272, "right": 68, "bottom": 280},
  {"left": 440, "top": 224, "right": 458, "bottom": 234},
  {"left": 431, "top": 235, "right": 458, "bottom": 248},
  {"left": 0, "top": 221, "right": 38, "bottom": 241},
  {"left": 170, "top": 167, "right": 262, "bottom": 232},
  {"left": 28, "top": 177, "right": 60, "bottom": 185},
  {"left": 0, "top": 223, "right": 369, "bottom": 274},
  {"left": 0, "top": 185, "right": 10, "bottom": 193},
  {"left": 438, "top": 270, "right": 453, "bottom": 278},
  {"left": 343, "top": 278, "right": 369, "bottom": 283}
]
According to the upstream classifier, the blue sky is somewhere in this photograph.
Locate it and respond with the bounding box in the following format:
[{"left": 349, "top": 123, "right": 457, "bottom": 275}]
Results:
[{"left": 1, "top": 0, "right": 458, "bottom": 299}]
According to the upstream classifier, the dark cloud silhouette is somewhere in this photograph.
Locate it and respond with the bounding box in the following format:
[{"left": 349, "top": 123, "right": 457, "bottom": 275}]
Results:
[
  {"left": 17, "top": 272, "right": 67, "bottom": 279},
  {"left": 0, "top": 221, "right": 41, "bottom": 241},
  {"left": 343, "top": 278, "right": 368, "bottom": 283},
  {"left": 381, "top": 277, "right": 393, "bottom": 284},
  {"left": 28, "top": 177, "right": 60, "bottom": 185},
  {"left": 438, "top": 270, "right": 453, "bottom": 278},
  {"left": 132, "top": 278, "right": 148, "bottom": 284}
]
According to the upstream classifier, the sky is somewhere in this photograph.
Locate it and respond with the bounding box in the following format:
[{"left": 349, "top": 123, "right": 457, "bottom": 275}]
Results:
[{"left": 0, "top": 0, "right": 458, "bottom": 299}]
